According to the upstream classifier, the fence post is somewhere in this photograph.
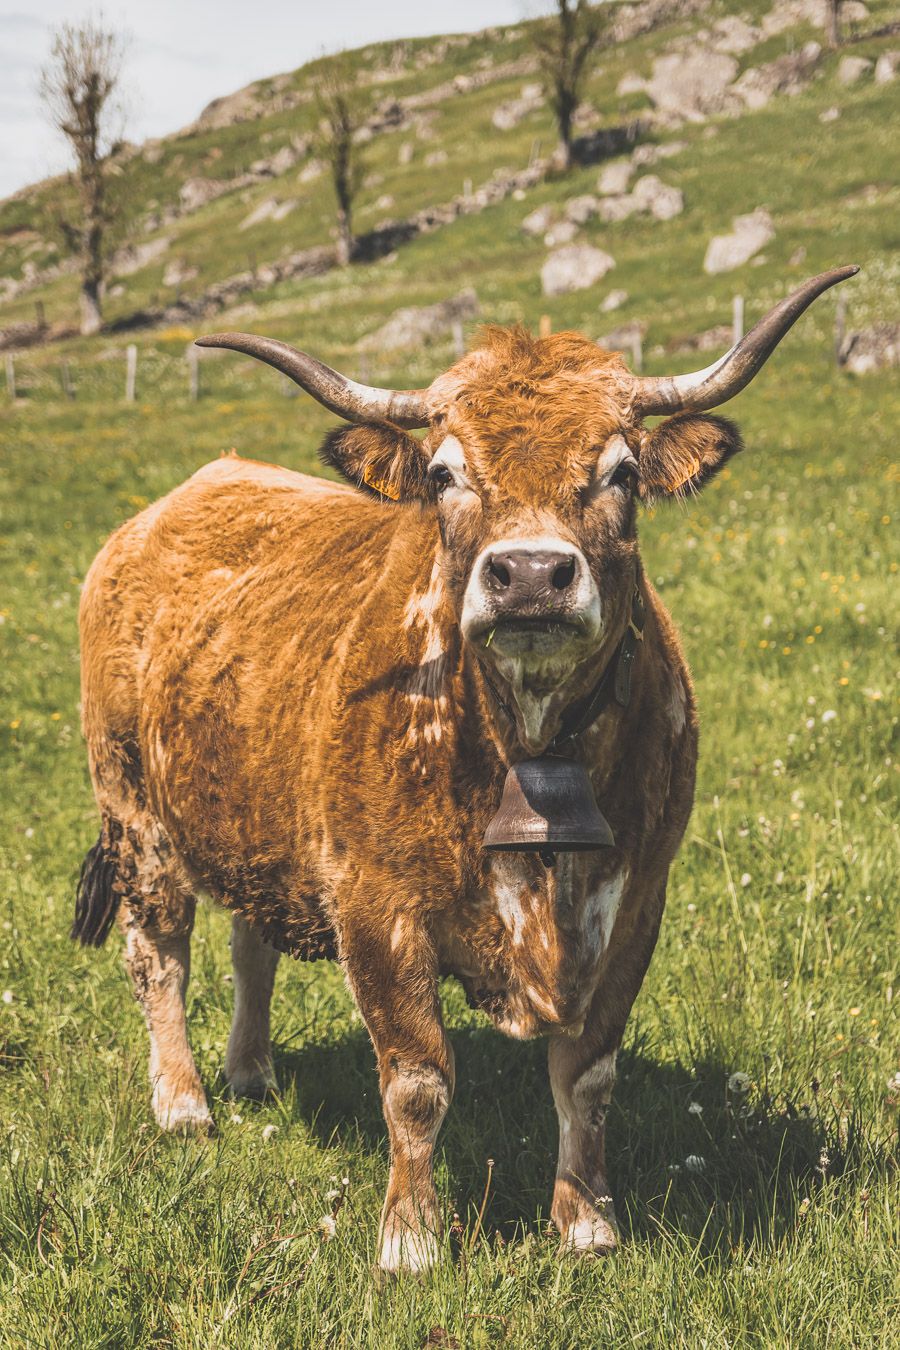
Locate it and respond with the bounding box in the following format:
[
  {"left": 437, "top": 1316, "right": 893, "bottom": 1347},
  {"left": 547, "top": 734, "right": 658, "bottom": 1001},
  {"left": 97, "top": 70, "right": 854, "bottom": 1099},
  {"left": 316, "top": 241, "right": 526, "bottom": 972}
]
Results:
[
  {"left": 631, "top": 330, "right": 643, "bottom": 374},
  {"left": 5, "top": 353, "right": 15, "bottom": 401},
  {"left": 451, "top": 318, "right": 465, "bottom": 358},
  {"left": 539, "top": 314, "right": 552, "bottom": 338},
  {"left": 188, "top": 346, "right": 200, "bottom": 401},
  {"left": 732, "top": 294, "right": 745, "bottom": 347},
  {"left": 463, "top": 178, "right": 472, "bottom": 199},
  {"left": 60, "top": 360, "right": 75, "bottom": 401},
  {"left": 125, "top": 344, "right": 137, "bottom": 403},
  {"left": 281, "top": 373, "right": 298, "bottom": 398}
]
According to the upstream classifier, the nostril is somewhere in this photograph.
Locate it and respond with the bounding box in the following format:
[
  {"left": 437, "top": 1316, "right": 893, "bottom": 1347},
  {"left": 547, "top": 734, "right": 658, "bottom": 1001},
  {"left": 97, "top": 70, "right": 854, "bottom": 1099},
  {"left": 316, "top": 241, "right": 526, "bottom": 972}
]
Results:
[
  {"left": 552, "top": 557, "right": 576, "bottom": 591},
  {"left": 487, "top": 557, "right": 511, "bottom": 588}
]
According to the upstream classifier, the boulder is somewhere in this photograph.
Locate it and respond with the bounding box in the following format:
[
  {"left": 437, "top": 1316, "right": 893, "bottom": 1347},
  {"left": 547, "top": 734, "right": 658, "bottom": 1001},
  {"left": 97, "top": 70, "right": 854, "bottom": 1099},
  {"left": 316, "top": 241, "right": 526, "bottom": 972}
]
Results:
[
  {"left": 601, "top": 289, "right": 629, "bottom": 312},
  {"left": 541, "top": 244, "right": 615, "bottom": 297},
  {"left": 239, "top": 198, "right": 296, "bottom": 230},
  {"left": 163, "top": 259, "right": 199, "bottom": 288},
  {"left": 521, "top": 204, "right": 556, "bottom": 237},
  {"left": 732, "top": 41, "right": 822, "bottom": 109},
  {"left": 631, "top": 174, "right": 684, "bottom": 220},
  {"left": 564, "top": 194, "right": 600, "bottom": 224},
  {"left": 631, "top": 140, "right": 686, "bottom": 166},
  {"left": 703, "top": 210, "right": 775, "bottom": 274},
  {"left": 617, "top": 72, "right": 647, "bottom": 96},
  {"left": 112, "top": 235, "right": 171, "bottom": 277},
  {"left": 838, "top": 323, "right": 900, "bottom": 374},
  {"left": 874, "top": 51, "right": 900, "bottom": 84},
  {"left": 544, "top": 220, "right": 579, "bottom": 247},
  {"left": 597, "top": 160, "right": 633, "bottom": 195},
  {"left": 491, "top": 83, "right": 543, "bottom": 131},
  {"left": 837, "top": 55, "right": 873, "bottom": 86},
  {"left": 644, "top": 50, "right": 739, "bottom": 120},
  {"left": 360, "top": 288, "right": 479, "bottom": 352},
  {"left": 597, "top": 194, "right": 645, "bottom": 222}
]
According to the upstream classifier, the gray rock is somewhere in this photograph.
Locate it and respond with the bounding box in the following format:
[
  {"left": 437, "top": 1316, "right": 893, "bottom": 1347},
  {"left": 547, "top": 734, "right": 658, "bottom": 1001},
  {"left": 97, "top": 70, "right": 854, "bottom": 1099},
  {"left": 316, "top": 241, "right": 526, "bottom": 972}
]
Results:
[
  {"left": 837, "top": 55, "right": 873, "bottom": 86},
  {"left": 733, "top": 41, "right": 821, "bottom": 110},
  {"left": 601, "top": 289, "right": 629, "bottom": 312},
  {"left": 617, "top": 72, "right": 647, "bottom": 96},
  {"left": 874, "top": 51, "right": 900, "bottom": 84},
  {"left": 521, "top": 204, "right": 556, "bottom": 237},
  {"left": 564, "top": 194, "right": 600, "bottom": 224},
  {"left": 631, "top": 140, "right": 687, "bottom": 166},
  {"left": 492, "top": 82, "right": 543, "bottom": 131},
  {"left": 631, "top": 174, "right": 684, "bottom": 220},
  {"left": 703, "top": 210, "right": 775, "bottom": 274},
  {"left": 163, "top": 259, "right": 199, "bottom": 288},
  {"left": 544, "top": 220, "right": 579, "bottom": 247},
  {"left": 644, "top": 50, "right": 739, "bottom": 120},
  {"left": 541, "top": 244, "right": 615, "bottom": 297},
  {"left": 597, "top": 195, "right": 645, "bottom": 223},
  {"left": 360, "top": 288, "right": 479, "bottom": 352},
  {"left": 597, "top": 160, "right": 633, "bottom": 195},
  {"left": 838, "top": 323, "right": 900, "bottom": 374}
]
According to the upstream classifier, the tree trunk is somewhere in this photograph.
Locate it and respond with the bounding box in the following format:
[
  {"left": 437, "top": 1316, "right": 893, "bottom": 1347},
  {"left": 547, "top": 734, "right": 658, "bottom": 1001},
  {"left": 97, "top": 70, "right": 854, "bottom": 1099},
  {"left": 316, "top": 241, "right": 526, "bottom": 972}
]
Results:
[
  {"left": 826, "top": 0, "right": 842, "bottom": 49},
  {"left": 335, "top": 203, "right": 353, "bottom": 267},
  {"left": 80, "top": 276, "right": 102, "bottom": 335}
]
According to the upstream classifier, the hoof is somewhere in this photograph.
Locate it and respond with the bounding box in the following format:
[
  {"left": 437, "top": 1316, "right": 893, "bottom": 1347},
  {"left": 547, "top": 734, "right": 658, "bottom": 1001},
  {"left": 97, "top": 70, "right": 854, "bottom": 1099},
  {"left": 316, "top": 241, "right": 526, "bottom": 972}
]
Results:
[
  {"left": 559, "top": 1214, "right": 619, "bottom": 1257},
  {"left": 153, "top": 1088, "right": 215, "bottom": 1136},
  {"left": 378, "top": 1224, "right": 439, "bottom": 1278},
  {"left": 226, "top": 1071, "right": 276, "bottom": 1102}
]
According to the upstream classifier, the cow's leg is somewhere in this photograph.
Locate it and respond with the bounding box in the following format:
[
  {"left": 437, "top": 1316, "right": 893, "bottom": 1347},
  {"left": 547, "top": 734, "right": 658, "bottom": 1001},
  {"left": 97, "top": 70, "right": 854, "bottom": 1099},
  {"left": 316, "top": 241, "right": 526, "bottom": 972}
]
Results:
[
  {"left": 121, "top": 896, "right": 212, "bottom": 1135},
  {"left": 224, "top": 913, "right": 280, "bottom": 1098},
  {"left": 341, "top": 912, "right": 453, "bottom": 1275},
  {"left": 549, "top": 884, "right": 666, "bottom": 1255},
  {"left": 548, "top": 1036, "right": 619, "bottom": 1254}
]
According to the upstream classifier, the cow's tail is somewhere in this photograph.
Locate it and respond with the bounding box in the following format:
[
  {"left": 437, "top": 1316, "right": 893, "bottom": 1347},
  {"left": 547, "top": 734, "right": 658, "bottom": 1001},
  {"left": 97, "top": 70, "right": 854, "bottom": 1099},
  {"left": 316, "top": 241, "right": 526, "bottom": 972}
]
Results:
[{"left": 71, "top": 833, "right": 120, "bottom": 947}]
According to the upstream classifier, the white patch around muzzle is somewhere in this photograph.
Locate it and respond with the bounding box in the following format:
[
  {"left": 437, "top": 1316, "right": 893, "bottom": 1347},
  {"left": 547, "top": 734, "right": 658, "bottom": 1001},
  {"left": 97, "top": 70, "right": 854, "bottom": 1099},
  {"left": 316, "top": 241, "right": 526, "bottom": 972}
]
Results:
[{"left": 460, "top": 535, "right": 602, "bottom": 650}]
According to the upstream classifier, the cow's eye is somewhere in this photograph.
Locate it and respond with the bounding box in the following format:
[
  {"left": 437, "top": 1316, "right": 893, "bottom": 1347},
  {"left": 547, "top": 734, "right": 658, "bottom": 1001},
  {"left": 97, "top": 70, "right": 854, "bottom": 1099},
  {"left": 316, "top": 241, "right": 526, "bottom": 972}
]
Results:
[
  {"left": 429, "top": 464, "right": 454, "bottom": 493},
  {"left": 610, "top": 458, "right": 638, "bottom": 490}
]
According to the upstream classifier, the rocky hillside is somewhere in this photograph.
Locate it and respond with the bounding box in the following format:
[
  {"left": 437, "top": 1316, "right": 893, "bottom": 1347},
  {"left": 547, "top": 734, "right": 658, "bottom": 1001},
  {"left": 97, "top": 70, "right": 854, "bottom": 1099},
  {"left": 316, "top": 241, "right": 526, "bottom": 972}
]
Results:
[{"left": 0, "top": 0, "right": 897, "bottom": 378}]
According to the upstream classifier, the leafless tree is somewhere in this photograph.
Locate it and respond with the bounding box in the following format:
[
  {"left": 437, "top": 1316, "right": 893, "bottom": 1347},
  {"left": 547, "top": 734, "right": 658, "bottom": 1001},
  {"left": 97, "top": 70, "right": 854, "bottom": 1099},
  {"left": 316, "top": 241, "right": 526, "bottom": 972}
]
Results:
[
  {"left": 40, "top": 18, "right": 127, "bottom": 335},
  {"left": 533, "top": 0, "right": 608, "bottom": 170},
  {"left": 313, "top": 64, "right": 365, "bottom": 267},
  {"left": 825, "top": 0, "right": 843, "bottom": 48}
]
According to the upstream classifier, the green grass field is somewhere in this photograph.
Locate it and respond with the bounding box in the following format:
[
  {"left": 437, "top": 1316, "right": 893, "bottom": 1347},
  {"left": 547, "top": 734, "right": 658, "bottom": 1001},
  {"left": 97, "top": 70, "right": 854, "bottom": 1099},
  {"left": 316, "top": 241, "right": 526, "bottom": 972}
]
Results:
[{"left": 1, "top": 2, "right": 899, "bottom": 1343}]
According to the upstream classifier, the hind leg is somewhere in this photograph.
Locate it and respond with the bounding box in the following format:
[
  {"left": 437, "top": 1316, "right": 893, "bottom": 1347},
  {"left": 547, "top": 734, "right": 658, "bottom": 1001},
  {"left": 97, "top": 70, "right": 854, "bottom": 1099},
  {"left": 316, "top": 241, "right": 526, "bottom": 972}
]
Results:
[
  {"left": 224, "top": 914, "right": 280, "bottom": 1099},
  {"left": 102, "top": 807, "right": 213, "bottom": 1135}
]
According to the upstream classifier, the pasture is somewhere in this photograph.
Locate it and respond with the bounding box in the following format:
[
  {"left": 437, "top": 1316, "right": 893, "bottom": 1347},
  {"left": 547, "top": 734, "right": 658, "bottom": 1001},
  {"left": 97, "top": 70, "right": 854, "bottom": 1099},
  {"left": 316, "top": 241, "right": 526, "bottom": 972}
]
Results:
[
  {"left": 1, "top": 323, "right": 897, "bottom": 1346},
  {"left": 1, "top": 5, "right": 899, "bottom": 1338}
]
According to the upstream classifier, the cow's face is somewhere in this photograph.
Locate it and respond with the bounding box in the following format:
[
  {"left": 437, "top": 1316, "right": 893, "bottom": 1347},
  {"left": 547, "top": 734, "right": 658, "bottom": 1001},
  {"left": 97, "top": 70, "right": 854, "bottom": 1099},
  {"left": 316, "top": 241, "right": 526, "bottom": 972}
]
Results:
[{"left": 322, "top": 328, "right": 741, "bottom": 751}]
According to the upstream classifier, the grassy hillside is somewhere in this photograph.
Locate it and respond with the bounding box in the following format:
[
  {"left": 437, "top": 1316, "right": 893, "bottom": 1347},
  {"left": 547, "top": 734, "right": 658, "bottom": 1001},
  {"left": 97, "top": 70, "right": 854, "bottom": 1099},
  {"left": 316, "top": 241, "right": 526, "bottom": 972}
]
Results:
[{"left": 0, "top": 0, "right": 898, "bottom": 1345}]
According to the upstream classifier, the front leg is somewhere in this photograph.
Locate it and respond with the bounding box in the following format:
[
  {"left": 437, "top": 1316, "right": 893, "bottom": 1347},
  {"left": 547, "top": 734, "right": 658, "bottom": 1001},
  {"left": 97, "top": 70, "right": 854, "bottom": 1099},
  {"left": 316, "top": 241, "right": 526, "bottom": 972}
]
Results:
[
  {"left": 341, "top": 908, "right": 454, "bottom": 1275},
  {"left": 548, "top": 1036, "right": 619, "bottom": 1253}
]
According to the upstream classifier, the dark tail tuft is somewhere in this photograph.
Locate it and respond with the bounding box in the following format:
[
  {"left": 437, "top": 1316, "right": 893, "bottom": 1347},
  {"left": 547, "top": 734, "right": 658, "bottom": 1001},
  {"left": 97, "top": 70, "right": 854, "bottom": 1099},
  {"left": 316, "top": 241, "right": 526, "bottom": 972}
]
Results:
[{"left": 71, "top": 835, "right": 120, "bottom": 947}]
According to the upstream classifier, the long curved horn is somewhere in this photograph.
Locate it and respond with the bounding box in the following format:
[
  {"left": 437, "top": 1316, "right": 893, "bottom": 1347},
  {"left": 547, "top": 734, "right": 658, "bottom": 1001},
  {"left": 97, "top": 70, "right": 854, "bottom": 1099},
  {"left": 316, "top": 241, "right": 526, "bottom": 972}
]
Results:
[
  {"left": 194, "top": 333, "right": 430, "bottom": 428},
  {"left": 631, "top": 266, "right": 859, "bottom": 416}
]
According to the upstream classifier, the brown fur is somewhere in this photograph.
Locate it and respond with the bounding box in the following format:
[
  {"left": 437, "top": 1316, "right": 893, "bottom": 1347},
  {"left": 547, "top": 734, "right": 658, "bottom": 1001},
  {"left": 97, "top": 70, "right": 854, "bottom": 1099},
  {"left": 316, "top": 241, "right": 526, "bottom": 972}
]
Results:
[{"left": 77, "top": 329, "right": 742, "bottom": 1271}]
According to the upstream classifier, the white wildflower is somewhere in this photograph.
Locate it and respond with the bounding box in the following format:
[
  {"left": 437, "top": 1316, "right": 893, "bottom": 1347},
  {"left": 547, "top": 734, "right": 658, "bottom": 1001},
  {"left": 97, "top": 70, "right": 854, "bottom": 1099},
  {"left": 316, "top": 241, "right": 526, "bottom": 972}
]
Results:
[
  {"left": 740, "top": 873, "right": 751, "bottom": 888},
  {"left": 684, "top": 1154, "right": 707, "bottom": 1174},
  {"left": 1, "top": 990, "right": 12, "bottom": 1005},
  {"left": 261, "top": 1124, "right": 279, "bottom": 1142},
  {"left": 317, "top": 1214, "right": 337, "bottom": 1240},
  {"left": 688, "top": 1101, "right": 703, "bottom": 1115},
  {"left": 821, "top": 709, "right": 837, "bottom": 724},
  {"left": 229, "top": 1112, "right": 244, "bottom": 1125},
  {"left": 728, "top": 1072, "right": 751, "bottom": 1094}
]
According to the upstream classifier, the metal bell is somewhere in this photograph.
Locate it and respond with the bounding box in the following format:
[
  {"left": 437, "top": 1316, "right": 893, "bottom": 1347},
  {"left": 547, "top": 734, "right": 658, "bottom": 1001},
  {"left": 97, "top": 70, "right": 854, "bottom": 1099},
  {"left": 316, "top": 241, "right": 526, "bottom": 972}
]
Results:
[{"left": 483, "top": 756, "right": 615, "bottom": 854}]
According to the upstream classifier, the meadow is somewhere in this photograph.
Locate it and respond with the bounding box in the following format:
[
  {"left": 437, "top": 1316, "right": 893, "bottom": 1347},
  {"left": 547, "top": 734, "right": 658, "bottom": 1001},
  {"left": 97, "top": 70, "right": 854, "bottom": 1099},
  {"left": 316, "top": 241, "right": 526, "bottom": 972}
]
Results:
[{"left": 1, "top": 3, "right": 899, "bottom": 1344}]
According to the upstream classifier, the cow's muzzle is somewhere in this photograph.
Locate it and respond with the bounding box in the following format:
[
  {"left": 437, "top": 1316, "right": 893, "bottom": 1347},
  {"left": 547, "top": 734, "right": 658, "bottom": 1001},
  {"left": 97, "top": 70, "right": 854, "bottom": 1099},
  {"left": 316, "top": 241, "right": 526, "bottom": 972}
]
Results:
[{"left": 461, "top": 540, "right": 601, "bottom": 653}]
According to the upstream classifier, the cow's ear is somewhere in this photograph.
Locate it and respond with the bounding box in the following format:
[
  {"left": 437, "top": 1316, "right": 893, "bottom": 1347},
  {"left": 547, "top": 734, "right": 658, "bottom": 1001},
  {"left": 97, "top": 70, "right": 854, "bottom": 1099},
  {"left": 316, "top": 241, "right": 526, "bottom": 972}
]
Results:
[
  {"left": 319, "top": 423, "right": 431, "bottom": 503},
  {"left": 638, "top": 414, "right": 743, "bottom": 503}
]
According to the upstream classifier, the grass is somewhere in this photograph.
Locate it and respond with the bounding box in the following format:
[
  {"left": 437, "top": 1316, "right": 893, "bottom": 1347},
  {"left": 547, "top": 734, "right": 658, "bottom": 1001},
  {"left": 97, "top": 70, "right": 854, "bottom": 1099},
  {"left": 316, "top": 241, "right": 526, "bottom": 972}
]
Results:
[{"left": 1, "top": 0, "right": 899, "bottom": 1344}]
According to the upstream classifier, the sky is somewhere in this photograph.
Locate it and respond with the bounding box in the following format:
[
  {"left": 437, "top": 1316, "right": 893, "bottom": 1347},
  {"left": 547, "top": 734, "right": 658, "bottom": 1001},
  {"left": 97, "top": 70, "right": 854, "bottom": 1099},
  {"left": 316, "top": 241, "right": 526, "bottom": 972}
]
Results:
[{"left": 0, "top": 0, "right": 528, "bottom": 199}]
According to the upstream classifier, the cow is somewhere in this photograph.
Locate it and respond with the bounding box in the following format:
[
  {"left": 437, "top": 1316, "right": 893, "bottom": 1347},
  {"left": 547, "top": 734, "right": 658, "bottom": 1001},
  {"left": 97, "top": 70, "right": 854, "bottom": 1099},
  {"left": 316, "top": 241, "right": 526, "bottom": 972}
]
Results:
[{"left": 73, "top": 267, "right": 856, "bottom": 1274}]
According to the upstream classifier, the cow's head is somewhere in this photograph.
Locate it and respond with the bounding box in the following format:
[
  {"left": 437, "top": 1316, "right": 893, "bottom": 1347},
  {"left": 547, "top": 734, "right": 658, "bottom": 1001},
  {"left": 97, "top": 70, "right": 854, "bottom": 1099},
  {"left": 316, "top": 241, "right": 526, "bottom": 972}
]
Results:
[{"left": 197, "top": 267, "right": 856, "bottom": 753}]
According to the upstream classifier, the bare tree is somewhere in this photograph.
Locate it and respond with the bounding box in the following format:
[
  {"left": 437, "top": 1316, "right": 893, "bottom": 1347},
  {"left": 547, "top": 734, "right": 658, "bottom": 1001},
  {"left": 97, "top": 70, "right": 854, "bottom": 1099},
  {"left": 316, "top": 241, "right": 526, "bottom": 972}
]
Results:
[
  {"left": 313, "top": 64, "right": 365, "bottom": 267},
  {"left": 533, "top": 0, "right": 608, "bottom": 171},
  {"left": 825, "top": 0, "right": 843, "bottom": 48},
  {"left": 40, "top": 18, "right": 127, "bottom": 335}
]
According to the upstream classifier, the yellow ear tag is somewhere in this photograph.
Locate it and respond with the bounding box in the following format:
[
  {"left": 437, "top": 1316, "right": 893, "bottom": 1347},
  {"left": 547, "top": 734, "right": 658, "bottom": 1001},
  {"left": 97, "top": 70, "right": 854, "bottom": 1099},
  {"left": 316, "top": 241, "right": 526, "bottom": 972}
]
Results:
[{"left": 362, "top": 464, "right": 401, "bottom": 500}]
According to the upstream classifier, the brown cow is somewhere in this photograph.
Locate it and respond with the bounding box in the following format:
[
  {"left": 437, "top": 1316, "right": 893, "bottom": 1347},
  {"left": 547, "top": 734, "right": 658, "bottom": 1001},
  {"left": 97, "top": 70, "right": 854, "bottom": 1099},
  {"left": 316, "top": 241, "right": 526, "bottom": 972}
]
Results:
[{"left": 73, "top": 268, "right": 855, "bottom": 1273}]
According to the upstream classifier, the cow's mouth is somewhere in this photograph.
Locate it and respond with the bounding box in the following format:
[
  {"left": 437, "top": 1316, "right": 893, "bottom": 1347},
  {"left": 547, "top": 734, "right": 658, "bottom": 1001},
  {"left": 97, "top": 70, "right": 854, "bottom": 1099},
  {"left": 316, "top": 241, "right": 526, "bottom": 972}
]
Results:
[{"left": 477, "top": 614, "right": 585, "bottom": 654}]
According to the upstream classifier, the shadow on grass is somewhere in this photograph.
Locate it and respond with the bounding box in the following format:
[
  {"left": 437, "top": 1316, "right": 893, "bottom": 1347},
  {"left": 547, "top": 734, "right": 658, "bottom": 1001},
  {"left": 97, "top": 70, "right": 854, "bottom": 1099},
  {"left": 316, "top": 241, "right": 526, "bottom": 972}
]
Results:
[{"left": 272, "top": 1017, "right": 865, "bottom": 1259}]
